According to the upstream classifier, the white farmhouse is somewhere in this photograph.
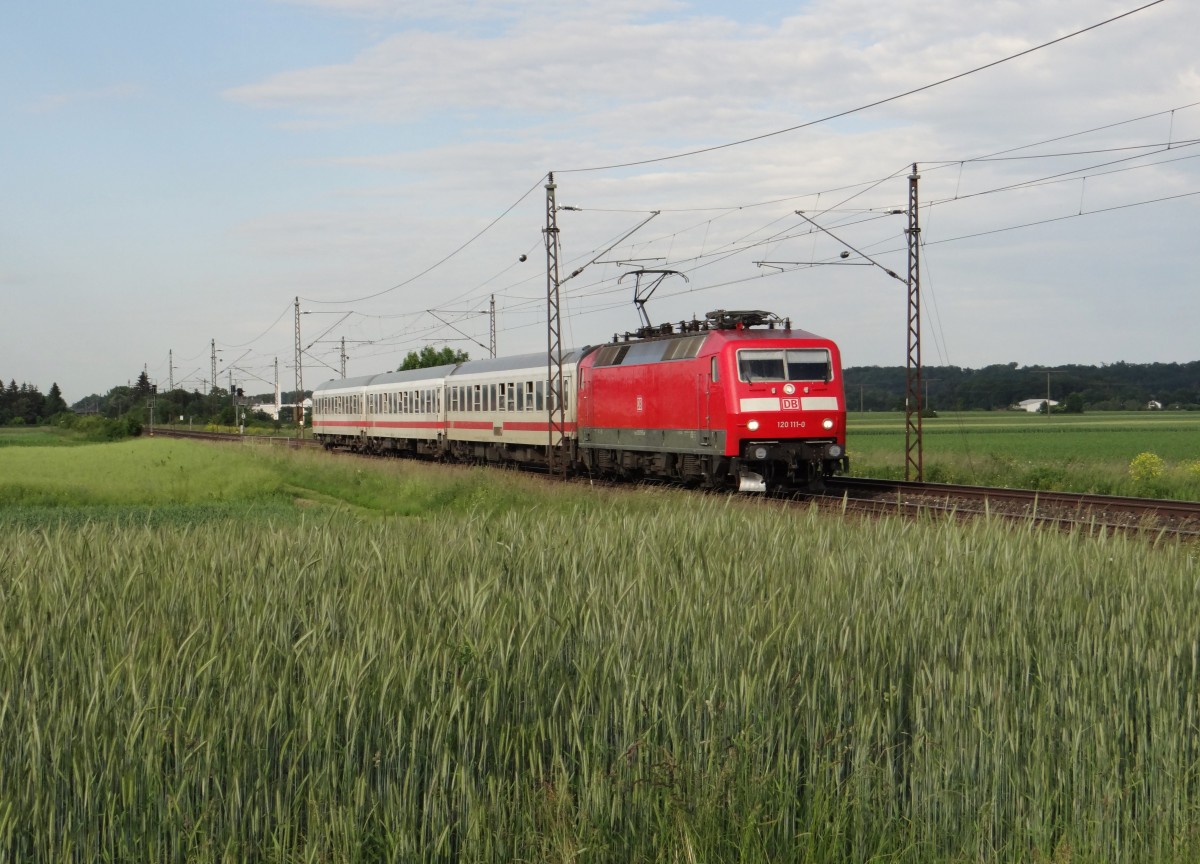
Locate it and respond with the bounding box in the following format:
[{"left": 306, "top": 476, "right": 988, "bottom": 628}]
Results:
[{"left": 1015, "top": 398, "right": 1059, "bottom": 413}]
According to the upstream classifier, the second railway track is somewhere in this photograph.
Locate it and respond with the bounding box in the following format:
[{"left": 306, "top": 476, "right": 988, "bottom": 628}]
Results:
[{"left": 817, "top": 476, "right": 1200, "bottom": 538}]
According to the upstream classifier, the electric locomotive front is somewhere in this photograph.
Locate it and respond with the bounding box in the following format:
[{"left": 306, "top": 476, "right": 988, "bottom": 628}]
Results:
[
  {"left": 577, "top": 310, "right": 847, "bottom": 492},
  {"left": 709, "top": 313, "right": 848, "bottom": 491}
]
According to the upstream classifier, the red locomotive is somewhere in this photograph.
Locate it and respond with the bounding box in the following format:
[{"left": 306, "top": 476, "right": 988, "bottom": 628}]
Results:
[{"left": 311, "top": 309, "right": 847, "bottom": 492}]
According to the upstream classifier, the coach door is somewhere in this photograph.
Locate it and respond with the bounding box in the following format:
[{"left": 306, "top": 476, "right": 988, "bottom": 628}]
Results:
[{"left": 578, "top": 367, "right": 591, "bottom": 442}]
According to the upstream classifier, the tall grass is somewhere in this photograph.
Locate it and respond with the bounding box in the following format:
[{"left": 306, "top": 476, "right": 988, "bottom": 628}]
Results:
[{"left": 1, "top": 482, "right": 1197, "bottom": 862}]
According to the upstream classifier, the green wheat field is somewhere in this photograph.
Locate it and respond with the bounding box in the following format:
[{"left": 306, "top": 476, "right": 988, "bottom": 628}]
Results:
[{"left": 1, "top": 430, "right": 1198, "bottom": 862}]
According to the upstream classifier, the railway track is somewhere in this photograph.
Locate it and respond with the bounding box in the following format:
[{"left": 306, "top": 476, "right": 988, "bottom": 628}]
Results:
[
  {"left": 147, "top": 427, "right": 1200, "bottom": 538},
  {"left": 149, "top": 427, "right": 320, "bottom": 448},
  {"left": 816, "top": 477, "right": 1200, "bottom": 538}
]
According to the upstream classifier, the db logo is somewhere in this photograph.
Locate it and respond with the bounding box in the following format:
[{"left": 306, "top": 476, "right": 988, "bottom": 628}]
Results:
[
  {"left": 781, "top": 397, "right": 801, "bottom": 410},
  {"left": 636, "top": 395, "right": 644, "bottom": 413}
]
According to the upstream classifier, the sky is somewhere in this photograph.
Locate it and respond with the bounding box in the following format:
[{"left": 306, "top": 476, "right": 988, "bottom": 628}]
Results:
[{"left": 3, "top": 0, "right": 1198, "bottom": 403}]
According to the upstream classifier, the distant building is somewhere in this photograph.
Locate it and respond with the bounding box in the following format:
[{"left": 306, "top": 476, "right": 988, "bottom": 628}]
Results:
[
  {"left": 1147, "top": 400, "right": 1163, "bottom": 410},
  {"left": 1015, "top": 398, "right": 1059, "bottom": 413}
]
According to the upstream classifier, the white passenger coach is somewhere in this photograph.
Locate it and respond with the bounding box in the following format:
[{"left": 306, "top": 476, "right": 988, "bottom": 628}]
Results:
[{"left": 310, "top": 351, "right": 585, "bottom": 465}]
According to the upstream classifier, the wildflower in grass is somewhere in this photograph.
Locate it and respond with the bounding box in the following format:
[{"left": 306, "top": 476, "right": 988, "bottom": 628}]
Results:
[
  {"left": 1128, "top": 451, "right": 1165, "bottom": 482},
  {"left": 1182, "top": 459, "right": 1200, "bottom": 479}
]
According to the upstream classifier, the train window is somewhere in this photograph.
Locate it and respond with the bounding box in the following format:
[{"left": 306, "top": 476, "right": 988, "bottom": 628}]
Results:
[
  {"left": 737, "top": 349, "right": 831, "bottom": 382},
  {"left": 507, "top": 383, "right": 516, "bottom": 412},
  {"left": 535, "top": 380, "right": 544, "bottom": 411},
  {"left": 786, "top": 349, "right": 832, "bottom": 382},
  {"left": 498, "top": 383, "right": 506, "bottom": 412},
  {"left": 738, "top": 350, "right": 785, "bottom": 382},
  {"left": 711, "top": 356, "right": 720, "bottom": 383},
  {"left": 517, "top": 382, "right": 525, "bottom": 411}
]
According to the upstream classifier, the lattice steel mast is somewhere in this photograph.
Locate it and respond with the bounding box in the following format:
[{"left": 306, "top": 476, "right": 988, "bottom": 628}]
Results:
[
  {"left": 543, "top": 173, "right": 567, "bottom": 476},
  {"left": 904, "top": 164, "right": 923, "bottom": 482},
  {"left": 294, "top": 296, "right": 304, "bottom": 431},
  {"left": 489, "top": 294, "right": 497, "bottom": 358}
]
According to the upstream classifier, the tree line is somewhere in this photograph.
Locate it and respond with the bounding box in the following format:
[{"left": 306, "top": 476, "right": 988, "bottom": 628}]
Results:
[
  {"left": 0, "top": 380, "right": 68, "bottom": 425},
  {"left": 844, "top": 361, "right": 1200, "bottom": 412},
  {"left": 5, "top": 355, "right": 1197, "bottom": 435}
]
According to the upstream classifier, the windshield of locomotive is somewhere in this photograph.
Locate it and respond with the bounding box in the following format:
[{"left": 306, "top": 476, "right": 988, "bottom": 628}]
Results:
[{"left": 737, "top": 349, "right": 831, "bottom": 382}]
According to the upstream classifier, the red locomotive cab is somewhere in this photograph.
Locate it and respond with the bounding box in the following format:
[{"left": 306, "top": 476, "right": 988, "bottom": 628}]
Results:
[
  {"left": 576, "top": 309, "right": 847, "bottom": 493},
  {"left": 714, "top": 329, "right": 849, "bottom": 491}
]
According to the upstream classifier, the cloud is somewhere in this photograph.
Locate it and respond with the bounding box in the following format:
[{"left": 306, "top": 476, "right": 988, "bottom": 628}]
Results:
[{"left": 227, "top": 0, "right": 1191, "bottom": 161}]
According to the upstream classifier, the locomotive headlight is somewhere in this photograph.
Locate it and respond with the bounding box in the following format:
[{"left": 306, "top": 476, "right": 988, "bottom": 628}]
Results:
[
  {"left": 783, "top": 383, "right": 796, "bottom": 395},
  {"left": 754, "top": 446, "right": 769, "bottom": 460},
  {"left": 747, "top": 419, "right": 760, "bottom": 431},
  {"left": 827, "top": 443, "right": 843, "bottom": 459},
  {"left": 822, "top": 418, "right": 834, "bottom": 430}
]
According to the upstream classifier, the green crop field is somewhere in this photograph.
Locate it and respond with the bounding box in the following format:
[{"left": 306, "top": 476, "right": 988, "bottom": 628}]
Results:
[
  {"left": 1, "top": 435, "right": 1198, "bottom": 862},
  {"left": 848, "top": 410, "right": 1200, "bottom": 498}
]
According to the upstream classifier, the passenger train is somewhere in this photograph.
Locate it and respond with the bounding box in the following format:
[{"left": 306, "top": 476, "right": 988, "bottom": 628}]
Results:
[{"left": 311, "top": 310, "right": 848, "bottom": 492}]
